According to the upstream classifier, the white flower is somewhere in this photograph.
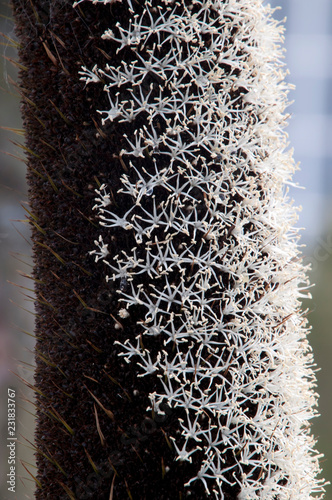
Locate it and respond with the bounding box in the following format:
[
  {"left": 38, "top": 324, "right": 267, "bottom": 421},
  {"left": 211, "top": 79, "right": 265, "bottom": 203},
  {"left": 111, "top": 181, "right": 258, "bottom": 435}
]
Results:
[
  {"left": 89, "top": 235, "right": 109, "bottom": 262},
  {"left": 85, "top": 0, "right": 325, "bottom": 498}
]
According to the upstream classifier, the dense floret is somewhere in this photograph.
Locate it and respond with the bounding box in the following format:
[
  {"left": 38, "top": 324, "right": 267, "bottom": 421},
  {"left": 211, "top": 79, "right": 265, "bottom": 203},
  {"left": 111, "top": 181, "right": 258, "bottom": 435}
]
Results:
[{"left": 82, "top": 0, "right": 324, "bottom": 497}]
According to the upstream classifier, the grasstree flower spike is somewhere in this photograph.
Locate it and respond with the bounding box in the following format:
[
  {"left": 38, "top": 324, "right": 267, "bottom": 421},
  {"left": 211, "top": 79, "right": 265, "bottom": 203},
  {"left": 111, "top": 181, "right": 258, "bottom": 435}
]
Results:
[
  {"left": 86, "top": 0, "right": 326, "bottom": 498},
  {"left": 12, "top": 0, "right": 325, "bottom": 498}
]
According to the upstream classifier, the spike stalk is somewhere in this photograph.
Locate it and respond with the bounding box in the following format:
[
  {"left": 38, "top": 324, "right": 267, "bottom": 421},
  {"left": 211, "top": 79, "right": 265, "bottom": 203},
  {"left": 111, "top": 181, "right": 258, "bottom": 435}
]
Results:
[{"left": 12, "top": 0, "right": 325, "bottom": 498}]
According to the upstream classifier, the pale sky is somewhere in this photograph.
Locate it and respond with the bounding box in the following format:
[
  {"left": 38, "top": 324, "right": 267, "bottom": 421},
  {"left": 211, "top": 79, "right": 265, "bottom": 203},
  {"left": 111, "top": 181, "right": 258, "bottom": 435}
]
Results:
[{"left": 269, "top": 0, "right": 332, "bottom": 247}]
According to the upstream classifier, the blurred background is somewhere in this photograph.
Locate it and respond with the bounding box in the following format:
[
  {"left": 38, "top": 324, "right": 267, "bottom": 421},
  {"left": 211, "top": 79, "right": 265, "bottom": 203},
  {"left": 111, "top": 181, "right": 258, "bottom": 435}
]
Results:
[
  {"left": 0, "top": 1, "right": 36, "bottom": 499},
  {"left": 0, "top": 0, "right": 331, "bottom": 498}
]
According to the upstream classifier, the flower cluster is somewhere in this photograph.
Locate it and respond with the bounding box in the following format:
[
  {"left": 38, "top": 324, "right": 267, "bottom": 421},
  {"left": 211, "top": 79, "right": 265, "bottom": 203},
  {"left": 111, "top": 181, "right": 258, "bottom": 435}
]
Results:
[{"left": 80, "top": 0, "right": 324, "bottom": 497}]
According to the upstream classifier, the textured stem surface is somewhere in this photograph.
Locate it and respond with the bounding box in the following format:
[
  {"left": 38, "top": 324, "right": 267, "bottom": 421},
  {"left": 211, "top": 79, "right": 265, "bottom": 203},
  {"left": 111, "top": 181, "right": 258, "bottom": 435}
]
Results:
[{"left": 12, "top": 0, "right": 324, "bottom": 499}]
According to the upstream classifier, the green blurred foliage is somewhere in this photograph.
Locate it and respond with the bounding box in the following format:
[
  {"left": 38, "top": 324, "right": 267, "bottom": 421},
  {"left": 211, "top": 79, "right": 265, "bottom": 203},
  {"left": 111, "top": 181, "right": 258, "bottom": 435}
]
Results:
[{"left": 304, "top": 228, "right": 332, "bottom": 498}]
